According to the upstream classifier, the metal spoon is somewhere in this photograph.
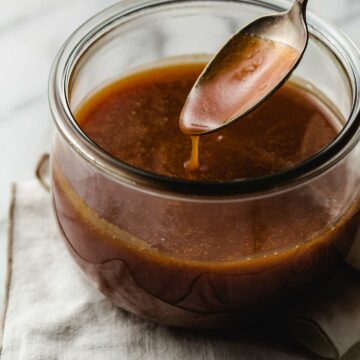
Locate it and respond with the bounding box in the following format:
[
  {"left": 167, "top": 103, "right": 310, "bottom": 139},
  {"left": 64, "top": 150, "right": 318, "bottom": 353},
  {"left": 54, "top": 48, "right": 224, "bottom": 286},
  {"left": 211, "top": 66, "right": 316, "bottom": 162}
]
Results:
[{"left": 180, "top": 0, "right": 309, "bottom": 136}]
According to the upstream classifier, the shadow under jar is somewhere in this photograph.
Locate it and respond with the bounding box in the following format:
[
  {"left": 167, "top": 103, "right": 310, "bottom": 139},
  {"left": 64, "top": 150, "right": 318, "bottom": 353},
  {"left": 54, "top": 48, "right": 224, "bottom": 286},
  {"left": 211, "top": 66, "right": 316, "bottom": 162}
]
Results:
[{"left": 49, "top": 0, "right": 360, "bottom": 329}]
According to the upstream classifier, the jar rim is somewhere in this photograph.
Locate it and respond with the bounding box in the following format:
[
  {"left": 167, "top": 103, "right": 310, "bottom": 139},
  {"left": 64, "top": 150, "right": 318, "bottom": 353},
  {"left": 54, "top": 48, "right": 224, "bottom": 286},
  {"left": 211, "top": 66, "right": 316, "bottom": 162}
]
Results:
[{"left": 49, "top": 0, "right": 360, "bottom": 196}]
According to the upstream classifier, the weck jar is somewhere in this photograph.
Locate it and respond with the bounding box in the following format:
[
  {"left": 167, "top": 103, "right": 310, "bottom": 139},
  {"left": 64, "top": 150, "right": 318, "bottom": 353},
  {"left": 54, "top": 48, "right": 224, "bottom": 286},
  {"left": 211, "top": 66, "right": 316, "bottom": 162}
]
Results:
[{"left": 49, "top": 0, "right": 360, "bottom": 328}]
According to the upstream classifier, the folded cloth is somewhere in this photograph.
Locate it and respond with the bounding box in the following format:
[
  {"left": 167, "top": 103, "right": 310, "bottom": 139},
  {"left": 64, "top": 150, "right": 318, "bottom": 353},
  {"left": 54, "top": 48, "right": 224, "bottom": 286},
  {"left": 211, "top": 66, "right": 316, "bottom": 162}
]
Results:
[
  {"left": 1, "top": 178, "right": 360, "bottom": 360},
  {"left": 289, "top": 266, "right": 360, "bottom": 360}
]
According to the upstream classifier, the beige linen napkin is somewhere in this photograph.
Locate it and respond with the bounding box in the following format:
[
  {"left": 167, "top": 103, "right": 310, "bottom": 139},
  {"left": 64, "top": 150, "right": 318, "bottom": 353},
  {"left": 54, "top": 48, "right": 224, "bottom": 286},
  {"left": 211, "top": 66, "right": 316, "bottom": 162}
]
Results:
[{"left": 1, "top": 176, "right": 360, "bottom": 360}]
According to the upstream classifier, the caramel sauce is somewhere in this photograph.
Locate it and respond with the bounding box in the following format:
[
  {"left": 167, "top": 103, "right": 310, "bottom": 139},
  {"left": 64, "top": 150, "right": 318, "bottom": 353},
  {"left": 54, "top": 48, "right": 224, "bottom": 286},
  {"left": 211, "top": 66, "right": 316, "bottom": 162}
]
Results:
[
  {"left": 51, "top": 60, "right": 360, "bottom": 327},
  {"left": 184, "top": 135, "right": 200, "bottom": 172},
  {"left": 76, "top": 63, "right": 339, "bottom": 181}
]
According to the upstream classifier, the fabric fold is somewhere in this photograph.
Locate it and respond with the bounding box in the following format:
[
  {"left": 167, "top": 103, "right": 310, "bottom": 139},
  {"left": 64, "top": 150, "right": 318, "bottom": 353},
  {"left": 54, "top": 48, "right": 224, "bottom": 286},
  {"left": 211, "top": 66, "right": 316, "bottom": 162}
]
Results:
[
  {"left": 1, "top": 178, "right": 360, "bottom": 360},
  {"left": 289, "top": 266, "right": 360, "bottom": 359}
]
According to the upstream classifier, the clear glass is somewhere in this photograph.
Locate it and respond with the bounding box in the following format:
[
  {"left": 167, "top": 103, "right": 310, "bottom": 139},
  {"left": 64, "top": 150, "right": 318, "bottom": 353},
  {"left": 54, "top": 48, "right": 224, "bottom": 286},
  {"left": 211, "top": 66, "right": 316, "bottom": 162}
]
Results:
[{"left": 49, "top": 0, "right": 360, "bottom": 328}]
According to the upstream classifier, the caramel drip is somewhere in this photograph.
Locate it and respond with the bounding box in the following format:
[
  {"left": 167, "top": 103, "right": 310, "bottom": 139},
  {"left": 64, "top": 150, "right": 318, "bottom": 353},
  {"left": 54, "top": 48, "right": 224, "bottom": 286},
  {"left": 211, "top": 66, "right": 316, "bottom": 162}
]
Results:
[{"left": 184, "top": 136, "right": 200, "bottom": 172}]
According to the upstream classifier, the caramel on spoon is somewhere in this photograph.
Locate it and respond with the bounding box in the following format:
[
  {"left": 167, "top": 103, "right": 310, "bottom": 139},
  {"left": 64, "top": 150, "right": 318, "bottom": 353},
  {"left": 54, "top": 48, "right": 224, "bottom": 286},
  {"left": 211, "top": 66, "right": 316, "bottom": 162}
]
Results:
[{"left": 181, "top": 0, "right": 309, "bottom": 172}]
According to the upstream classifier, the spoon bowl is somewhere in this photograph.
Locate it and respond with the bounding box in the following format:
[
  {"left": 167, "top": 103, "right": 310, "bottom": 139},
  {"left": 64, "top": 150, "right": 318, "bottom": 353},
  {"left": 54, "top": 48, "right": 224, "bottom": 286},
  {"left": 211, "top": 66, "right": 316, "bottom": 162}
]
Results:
[{"left": 180, "top": 0, "right": 309, "bottom": 135}]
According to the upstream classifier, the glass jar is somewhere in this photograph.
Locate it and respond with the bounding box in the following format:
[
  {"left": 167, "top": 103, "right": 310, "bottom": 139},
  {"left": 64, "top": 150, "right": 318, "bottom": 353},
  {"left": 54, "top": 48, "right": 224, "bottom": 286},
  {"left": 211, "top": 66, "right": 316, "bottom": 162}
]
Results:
[{"left": 49, "top": 0, "right": 360, "bottom": 329}]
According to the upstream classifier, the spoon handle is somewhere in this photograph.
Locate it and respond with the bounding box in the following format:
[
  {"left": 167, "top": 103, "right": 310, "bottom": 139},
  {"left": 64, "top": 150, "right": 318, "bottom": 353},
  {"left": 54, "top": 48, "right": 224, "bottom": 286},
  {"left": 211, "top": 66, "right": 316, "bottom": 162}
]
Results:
[
  {"left": 292, "top": 0, "right": 308, "bottom": 17},
  {"left": 296, "top": 0, "right": 308, "bottom": 10}
]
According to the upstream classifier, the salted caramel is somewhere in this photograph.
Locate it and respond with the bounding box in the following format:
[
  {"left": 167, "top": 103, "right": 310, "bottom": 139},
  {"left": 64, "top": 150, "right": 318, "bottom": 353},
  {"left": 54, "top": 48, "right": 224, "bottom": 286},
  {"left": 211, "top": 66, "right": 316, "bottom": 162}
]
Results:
[
  {"left": 51, "top": 61, "right": 359, "bottom": 328},
  {"left": 76, "top": 63, "right": 338, "bottom": 182}
]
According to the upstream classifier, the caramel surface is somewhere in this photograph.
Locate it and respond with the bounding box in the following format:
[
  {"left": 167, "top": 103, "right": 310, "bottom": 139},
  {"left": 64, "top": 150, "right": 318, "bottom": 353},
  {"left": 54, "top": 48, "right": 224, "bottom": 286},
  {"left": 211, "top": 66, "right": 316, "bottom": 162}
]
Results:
[{"left": 76, "top": 63, "right": 339, "bottom": 181}]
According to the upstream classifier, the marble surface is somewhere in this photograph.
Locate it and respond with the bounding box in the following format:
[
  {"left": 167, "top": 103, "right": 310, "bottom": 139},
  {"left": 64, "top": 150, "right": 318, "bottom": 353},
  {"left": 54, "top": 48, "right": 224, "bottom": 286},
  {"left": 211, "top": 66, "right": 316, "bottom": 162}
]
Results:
[
  {"left": 0, "top": 0, "right": 118, "bottom": 311},
  {"left": 1, "top": 0, "right": 360, "bottom": 356}
]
